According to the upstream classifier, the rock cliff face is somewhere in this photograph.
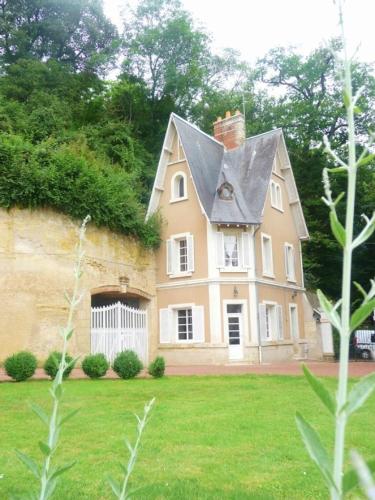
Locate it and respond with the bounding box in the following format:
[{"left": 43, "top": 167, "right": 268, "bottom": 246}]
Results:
[{"left": 0, "top": 208, "right": 157, "bottom": 362}]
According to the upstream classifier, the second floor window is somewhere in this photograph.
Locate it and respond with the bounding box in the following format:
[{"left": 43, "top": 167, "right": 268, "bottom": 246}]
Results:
[
  {"left": 224, "top": 235, "right": 239, "bottom": 267},
  {"left": 216, "top": 231, "right": 251, "bottom": 270},
  {"left": 179, "top": 238, "right": 188, "bottom": 272},
  {"left": 284, "top": 243, "right": 296, "bottom": 281},
  {"left": 261, "top": 233, "right": 274, "bottom": 276},
  {"left": 166, "top": 233, "right": 194, "bottom": 276}
]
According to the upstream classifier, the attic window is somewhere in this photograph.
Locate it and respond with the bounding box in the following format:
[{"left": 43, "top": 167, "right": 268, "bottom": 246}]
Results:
[{"left": 218, "top": 182, "right": 234, "bottom": 201}]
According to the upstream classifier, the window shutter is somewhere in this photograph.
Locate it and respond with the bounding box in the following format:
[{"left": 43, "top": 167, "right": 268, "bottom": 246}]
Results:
[
  {"left": 276, "top": 305, "right": 283, "bottom": 340},
  {"left": 166, "top": 239, "right": 174, "bottom": 275},
  {"left": 192, "top": 305, "right": 205, "bottom": 343},
  {"left": 187, "top": 234, "right": 194, "bottom": 272},
  {"left": 216, "top": 232, "right": 224, "bottom": 268},
  {"left": 241, "top": 232, "right": 251, "bottom": 268},
  {"left": 258, "top": 304, "right": 267, "bottom": 341},
  {"left": 159, "top": 308, "right": 173, "bottom": 343}
]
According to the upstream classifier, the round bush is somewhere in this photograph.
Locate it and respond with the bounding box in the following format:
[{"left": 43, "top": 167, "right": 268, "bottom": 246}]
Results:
[
  {"left": 43, "top": 351, "right": 75, "bottom": 379},
  {"left": 4, "top": 351, "right": 37, "bottom": 381},
  {"left": 112, "top": 350, "right": 143, "bottom": 380},
  {"left": 82, "top": 353, "right": 109, "bottom": 379},
  {"left": 148, "top": 356, "right": 165, "bottom": 378}
]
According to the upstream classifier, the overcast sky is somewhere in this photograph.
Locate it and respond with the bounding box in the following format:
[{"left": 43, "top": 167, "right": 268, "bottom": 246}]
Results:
[{"left": 103, "top": 0, "right": 374, "bottom": 66}]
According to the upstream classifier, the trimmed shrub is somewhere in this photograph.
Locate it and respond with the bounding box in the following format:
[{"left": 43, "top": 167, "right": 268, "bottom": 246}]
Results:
[
  {"left": 43, "top": 351, "right": 75, "bottom": 379},
  {"left": 4, "top": 351, "right": 37, "bottom": 381},
  {"left": 82, "top": 353, "right": 109, "bottom": 379},
  {"left": 148, "top": 356, "right": 165, "bottom": 378},
  {"left": 112, "top": 350, "right": 143, "bottom": 380}
]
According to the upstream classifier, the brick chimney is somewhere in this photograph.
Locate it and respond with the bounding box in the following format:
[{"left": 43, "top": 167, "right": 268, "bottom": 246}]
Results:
[{"left": 213, "top": 110, "right": 245, "bottom": 150}]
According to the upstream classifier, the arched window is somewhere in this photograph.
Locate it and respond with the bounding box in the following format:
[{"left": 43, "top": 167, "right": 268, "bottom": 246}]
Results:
[{"left": 171, "top": 171, "right": 187, "bottom": 202}]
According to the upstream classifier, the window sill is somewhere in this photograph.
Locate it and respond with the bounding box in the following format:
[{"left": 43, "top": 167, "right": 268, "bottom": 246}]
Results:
[
  {"left": 219, "top": 268, "right": 248, "bottom": 273},
  {"left": 169, "top": 196, "right": 188, "bottom": 204},
  {"left": 169, "top": 271, "right": 193, "bottom": 279},
  {"left": 287, "top": 277, "right": 297, "bottom": 284},
  {"left": 262, "top": 272, "right": 275, "bottom": 279}
]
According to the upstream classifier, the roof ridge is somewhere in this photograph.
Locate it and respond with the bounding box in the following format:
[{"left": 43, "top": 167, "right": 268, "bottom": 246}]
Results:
[
  {"left": 246, "top": 128, "right": 283, "bottom": 141},
  {"left": 171, "top": 113, "right": 224, "bottom": 148}
]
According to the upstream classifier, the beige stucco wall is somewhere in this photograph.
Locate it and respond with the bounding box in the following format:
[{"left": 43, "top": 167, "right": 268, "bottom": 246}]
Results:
[
  {"left": 254, "top": 150, "right": 303, "bottom": 287},
  {"left": 156, "top": 129, "right": 208, "bottom": 283},
  {"left": 0, "top": 208, "right": 157, "bottom": 363}
]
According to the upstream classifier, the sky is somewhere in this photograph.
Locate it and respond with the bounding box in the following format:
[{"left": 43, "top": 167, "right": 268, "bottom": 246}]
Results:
[{"left": 103, "top": 0, "right": 375, "bottom": 66}]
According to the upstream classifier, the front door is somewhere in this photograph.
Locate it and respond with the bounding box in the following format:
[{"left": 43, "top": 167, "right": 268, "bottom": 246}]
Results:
[{"left": 227, "top": 304, "right": 243, "bottom": 361}]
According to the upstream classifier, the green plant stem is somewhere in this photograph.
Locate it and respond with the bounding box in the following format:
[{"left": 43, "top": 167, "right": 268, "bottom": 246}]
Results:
[
  {"left": 332, "top": 5, "right": 357, "bottom": 497},
  {"left": 38, "top": 218, "right": 88, "bottom": 500}
]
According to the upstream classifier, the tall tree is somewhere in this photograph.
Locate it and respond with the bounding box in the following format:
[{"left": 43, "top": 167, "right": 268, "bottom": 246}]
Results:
[
  {"left": 0, "top": 0, "right": 118, "bottom": 72},
  {"left": 253, "top": 42, "right": 375, "bottom": 300}
]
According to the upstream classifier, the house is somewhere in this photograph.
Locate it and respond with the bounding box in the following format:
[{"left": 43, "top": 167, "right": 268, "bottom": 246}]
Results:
[
  {"left": 148, "top": 110, "right": 311, "bottom": 364},
  {"left": 1, "top": 111, "right": 331, "bottom": 366}
]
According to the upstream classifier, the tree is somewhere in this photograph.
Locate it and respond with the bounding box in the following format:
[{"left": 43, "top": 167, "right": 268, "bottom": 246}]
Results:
[
  {"left": 0, "top": 0, "right": 118, "bottom": 72},
  {"left": 253, "top": 41, "right": 375, "bottom": 299}
]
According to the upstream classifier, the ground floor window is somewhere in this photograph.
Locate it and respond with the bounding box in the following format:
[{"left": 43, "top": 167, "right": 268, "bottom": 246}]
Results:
[
  {"left": 289, "top": 304, "right": 299, "bottom": 340},
  {"left": 177, "top": 308, "right": 193, "bottom": 340},
  {"left": 159, "top": 304, "right": 204, "bottom": 343},
  {"left": 259, "top": 302, "right": 283, "bottom": 341}
]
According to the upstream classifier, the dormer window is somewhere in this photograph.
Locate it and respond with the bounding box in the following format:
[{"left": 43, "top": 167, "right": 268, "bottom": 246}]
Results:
[
  {"left": 170, "top": 171, "right": 187, "bottom": 202},
  {"left": 218, "top": 182, "right": 234, "bottom": 200}
]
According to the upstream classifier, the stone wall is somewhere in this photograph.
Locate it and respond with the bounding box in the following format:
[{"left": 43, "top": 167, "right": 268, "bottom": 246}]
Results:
[{"left": 0, "top": 208, "right": 157, "bottom": 363}]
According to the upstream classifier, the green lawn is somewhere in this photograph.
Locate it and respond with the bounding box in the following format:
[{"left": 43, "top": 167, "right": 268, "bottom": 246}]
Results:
[{"left": 1, "top": 375, "right": 374, "bottom": 499}]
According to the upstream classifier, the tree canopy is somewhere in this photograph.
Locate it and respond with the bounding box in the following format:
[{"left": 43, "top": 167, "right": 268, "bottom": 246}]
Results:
[{"left": 0, "top": 0, "right": 374, "bottom": 295}]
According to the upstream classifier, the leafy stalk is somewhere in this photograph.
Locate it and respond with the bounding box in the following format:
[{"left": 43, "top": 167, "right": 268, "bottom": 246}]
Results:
[
  {"left": 108, "top": 398, "right": 155, "bottom": 500},
  {"left": 16, "top": 215, "right": 90, "bottom": 500},
  {"left": 297, "top": 2, "right": 375, "bottom": 498}
]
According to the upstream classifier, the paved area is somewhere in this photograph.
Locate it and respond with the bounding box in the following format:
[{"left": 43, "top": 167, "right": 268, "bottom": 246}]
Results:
[{"left": 1, "top": 360, "right": 374, "bottom": 382}]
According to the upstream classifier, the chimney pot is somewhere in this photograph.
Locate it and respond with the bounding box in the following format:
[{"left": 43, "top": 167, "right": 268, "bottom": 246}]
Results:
[{"left": 225, "top": 110, "right": 231, "bottom": 118}]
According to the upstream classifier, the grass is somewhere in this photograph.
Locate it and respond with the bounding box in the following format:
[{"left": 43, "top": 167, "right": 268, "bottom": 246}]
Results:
[{"left": 1, "top": 375, "right": 374, "bottom": 499}]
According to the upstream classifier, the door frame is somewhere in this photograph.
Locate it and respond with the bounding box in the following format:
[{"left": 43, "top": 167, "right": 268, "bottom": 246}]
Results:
[{"left": 223, "top": 299, "right": 249, "bottom": 361}]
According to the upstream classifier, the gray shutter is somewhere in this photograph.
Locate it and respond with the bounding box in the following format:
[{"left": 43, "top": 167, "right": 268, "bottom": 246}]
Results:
[
  {"left": 276, "top": 305, "right": 283, "bottom": 340},
  {"left": 192, "top": 305, "right": 205, "bottom": 343},
  {"left": 187, "top": 234, "right": 194, "bottom": 272},
  {"left": 159, "top": 308, "right": 173, "bottom": 343},
  {"left": 258, "top": 303, "right": 267, "bottom": 341},
  {"left": 241, "top": 232, "right": 251, "bottom": 268},
  {"left": 216, "top": 232, "right": 224, "bottom": 268},
  {"left": 166, "top": 239, "right": 174, "bottom": 275}
]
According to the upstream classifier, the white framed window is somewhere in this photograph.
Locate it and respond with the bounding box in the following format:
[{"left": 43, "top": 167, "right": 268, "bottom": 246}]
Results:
[
  {"left": 170, "top": 171, "right": 187, "bottom": 202},
  {"left": 159, "top": 304, "right": 205, "bottom": 343},
  {"left": 177, "top": 308, "right": 193, "bottom": 340},
  {"left": 216, "top": 231, "right": 251, "bottom": 271},
  {"left": 167, "top": 233, "right": 194, "bottom": 277},
  {"left": 270, "top": 180, "right": 283, "bottom": 211},
  {"left": 289, "top": 304, "right": 299, "bottom": 340},
  {"left": 259, "top": 302, "right": 283, "bottom": 341},
  {"left": 284, "top": 243, "right": 296, "bottom": 282},
  {"left": 261, "top": 233, "right": 274, "bottom": 277}
]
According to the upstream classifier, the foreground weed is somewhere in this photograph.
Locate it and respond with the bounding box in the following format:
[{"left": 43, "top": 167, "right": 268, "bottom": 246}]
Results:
[
  {"left": 15, "top": 215, "right": 90, "bottom": 500},
  {"left": 296, "top": 2, "right": 375, "bottom": 499},
  {"left": 108, "top": 398, "right": 155, "bottom": 500}
]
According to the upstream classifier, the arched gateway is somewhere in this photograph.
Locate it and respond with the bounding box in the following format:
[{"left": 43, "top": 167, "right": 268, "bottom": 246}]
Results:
[{"left": 90, "top": 285, "right": 151, "bottom": 364}]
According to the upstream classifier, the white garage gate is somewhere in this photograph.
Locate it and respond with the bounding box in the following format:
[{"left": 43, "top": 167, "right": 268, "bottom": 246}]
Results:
[{"left": 91, "top": 301, "right": 148, "bottom": 364}]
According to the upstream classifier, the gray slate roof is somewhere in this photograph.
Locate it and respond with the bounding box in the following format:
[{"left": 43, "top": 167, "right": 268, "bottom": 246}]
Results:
[{"left": 172, "top": 113, "right": 281, "bottom": 225}]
